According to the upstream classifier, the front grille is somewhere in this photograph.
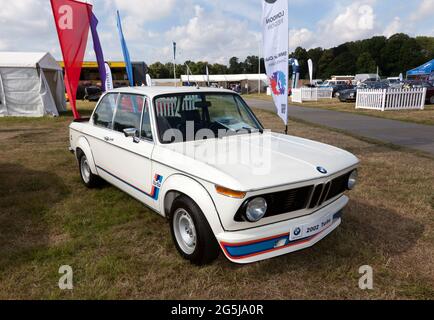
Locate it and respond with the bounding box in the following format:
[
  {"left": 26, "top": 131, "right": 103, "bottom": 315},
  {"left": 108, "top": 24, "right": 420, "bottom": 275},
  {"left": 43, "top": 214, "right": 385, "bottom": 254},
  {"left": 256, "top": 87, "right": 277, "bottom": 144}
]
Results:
[
  {"left": 308, "top": 172, "right": 350, "bottom": 209},
  {"left": 308, "top": 184, "right": 323, "bottom": 209},
  {"left": 325, "top": 173, "right": 350, "bottom": 201},
  {"left": 234, "top": 185, "right": 313, "bottom": 221},
  {"left": 234, "top": 171, "right": 351, "bottom": 222},
  {"left": 265, "top": 186, "right": 313, "bottom": 217}
]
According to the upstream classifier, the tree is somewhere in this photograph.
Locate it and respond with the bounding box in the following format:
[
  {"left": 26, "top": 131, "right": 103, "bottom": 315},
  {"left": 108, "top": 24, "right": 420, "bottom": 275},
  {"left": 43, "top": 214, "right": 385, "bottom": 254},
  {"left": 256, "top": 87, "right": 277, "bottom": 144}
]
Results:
[
  {"left": 148, "top": 62, "right": 170, "bottom": 79},
  {"left": 228, "top": 57, "right": 242, "bottom": 74},
  {"left": 244, "top": 56, "right": 260, "bottom": 74},
  {"left": 356, "top": 52, "right": 377, "bottom": 74},
  {"left": 147, "top": 34, "right": 432, "bottom": 79}
]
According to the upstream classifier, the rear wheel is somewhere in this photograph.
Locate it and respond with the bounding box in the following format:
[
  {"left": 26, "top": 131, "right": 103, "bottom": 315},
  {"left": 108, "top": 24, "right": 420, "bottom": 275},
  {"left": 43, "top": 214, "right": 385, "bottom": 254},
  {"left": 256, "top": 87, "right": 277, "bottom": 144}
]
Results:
[
  {"left": 78, "top": 153, "right": 100, "bottom": 188},
  {"left": 170, "top": 196, "right": 220, "bottom": 265},
  {"left": 430, "top": 95, "right": 434, "bottom": 105}
]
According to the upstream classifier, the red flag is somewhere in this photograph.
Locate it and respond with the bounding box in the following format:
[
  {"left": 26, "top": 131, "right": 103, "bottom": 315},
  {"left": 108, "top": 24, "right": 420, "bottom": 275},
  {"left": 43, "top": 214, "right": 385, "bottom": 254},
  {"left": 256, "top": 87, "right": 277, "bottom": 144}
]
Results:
[{"left": 50, "top": 0, "right": 92, "bottom": 119}]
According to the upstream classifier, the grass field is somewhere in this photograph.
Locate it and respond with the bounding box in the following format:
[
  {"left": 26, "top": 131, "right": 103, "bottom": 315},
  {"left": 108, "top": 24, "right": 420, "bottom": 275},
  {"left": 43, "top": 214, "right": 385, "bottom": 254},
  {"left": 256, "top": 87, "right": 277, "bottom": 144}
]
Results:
[
  {"left": 245, "top": 94, "right": 434, "bottom": 126},
  {"left": 0, "top": 101, "right": 433, "bottom": 299}
]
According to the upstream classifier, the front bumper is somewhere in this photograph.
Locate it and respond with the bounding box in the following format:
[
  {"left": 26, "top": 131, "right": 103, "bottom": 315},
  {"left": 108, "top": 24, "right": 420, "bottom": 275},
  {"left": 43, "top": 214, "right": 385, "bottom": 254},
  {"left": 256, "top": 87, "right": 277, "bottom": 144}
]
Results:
[{"left": 216, "top": 195, "right": 348, "bottom": 264}]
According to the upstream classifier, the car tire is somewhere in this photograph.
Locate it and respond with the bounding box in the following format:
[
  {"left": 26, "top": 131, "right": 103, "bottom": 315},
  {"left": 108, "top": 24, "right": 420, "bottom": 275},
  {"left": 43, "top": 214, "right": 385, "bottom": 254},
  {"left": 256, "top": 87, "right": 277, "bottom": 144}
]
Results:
[
  {"left": 170, "top": 195, "right": 220, "bottom": 265},
  {"left": 430, "top": 96, "right": 434, "bottom": 105},
  {"left": 78, "top": 153, "right": 100, "bottom": 188}
]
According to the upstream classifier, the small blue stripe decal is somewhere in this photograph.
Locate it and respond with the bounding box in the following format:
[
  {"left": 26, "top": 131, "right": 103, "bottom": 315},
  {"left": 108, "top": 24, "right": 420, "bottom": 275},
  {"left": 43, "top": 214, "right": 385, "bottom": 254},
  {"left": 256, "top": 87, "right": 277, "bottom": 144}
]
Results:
[{"left": 225, "top": 236, "right": 289, "bottom": 258}]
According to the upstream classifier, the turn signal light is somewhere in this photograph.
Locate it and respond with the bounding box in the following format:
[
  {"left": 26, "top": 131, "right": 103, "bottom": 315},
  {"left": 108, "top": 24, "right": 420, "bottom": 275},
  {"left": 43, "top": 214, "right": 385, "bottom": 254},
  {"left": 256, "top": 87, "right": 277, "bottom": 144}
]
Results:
[{"left": 215, "top": 186, "right": 246, "bottom": 199}]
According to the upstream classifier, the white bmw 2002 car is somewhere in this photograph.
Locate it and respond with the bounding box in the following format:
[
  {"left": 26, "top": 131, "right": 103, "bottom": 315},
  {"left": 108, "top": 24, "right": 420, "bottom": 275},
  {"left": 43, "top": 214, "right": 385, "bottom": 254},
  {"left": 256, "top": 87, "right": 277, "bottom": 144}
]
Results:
[{"left": 69, "top": 87, "right": 359, "bottom": 265}]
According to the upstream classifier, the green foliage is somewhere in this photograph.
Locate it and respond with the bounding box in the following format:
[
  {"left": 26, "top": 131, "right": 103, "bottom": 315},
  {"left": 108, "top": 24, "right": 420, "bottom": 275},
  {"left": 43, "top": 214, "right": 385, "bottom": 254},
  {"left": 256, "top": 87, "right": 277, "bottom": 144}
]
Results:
[{"left": 147, "top": 34, "right": 433, "bottom": 79}]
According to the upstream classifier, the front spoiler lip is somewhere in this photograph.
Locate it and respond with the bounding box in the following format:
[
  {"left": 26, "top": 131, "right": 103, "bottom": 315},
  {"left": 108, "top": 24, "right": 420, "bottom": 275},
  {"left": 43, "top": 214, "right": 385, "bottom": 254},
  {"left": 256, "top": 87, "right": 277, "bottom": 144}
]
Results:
[
  {"left": 220, "top": 215, "right": 341, "bottom": 261},
  {"left": 216, "top": 196, "right": 348, "bottom": 264}
]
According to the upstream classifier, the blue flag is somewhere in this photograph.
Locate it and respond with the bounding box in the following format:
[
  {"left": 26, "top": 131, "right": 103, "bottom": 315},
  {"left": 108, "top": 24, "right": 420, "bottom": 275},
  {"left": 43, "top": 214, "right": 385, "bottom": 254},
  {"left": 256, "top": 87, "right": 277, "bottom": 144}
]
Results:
[{"left": 116, "top": 10, "right": 134, "bottom": 87}]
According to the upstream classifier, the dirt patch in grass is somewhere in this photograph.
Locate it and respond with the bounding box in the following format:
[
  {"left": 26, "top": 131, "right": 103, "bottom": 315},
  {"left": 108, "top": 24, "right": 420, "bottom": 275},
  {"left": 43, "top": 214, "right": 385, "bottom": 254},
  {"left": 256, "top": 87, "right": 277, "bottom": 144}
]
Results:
[{"left": 0, "top": 101, "right": 433, "bottom": 299}]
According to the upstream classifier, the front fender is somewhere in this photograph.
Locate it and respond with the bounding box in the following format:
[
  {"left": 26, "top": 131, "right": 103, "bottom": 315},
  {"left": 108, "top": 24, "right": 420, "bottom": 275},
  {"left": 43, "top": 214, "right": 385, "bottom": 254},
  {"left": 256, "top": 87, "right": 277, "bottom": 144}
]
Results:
[
  {"left": 75, "top": 136, "right": 97, "bottom": 174},
  {"left": 159, "top": 174, "right": 224, "bottom": 235}
]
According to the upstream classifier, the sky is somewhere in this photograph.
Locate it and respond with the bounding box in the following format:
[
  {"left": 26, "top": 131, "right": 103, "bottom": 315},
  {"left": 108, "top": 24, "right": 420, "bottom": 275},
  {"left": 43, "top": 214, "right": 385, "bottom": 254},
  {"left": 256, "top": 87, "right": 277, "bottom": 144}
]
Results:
[{"left": 0, "top": 0, "right": 433, "bottom": 65}]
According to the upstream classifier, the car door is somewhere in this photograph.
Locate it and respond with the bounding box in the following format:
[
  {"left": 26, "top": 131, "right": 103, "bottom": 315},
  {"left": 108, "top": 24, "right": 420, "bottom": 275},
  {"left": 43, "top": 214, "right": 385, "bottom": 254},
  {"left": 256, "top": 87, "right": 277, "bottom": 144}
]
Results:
[{"left": 103, "top": 93, "right": 157, "bottom": 209}]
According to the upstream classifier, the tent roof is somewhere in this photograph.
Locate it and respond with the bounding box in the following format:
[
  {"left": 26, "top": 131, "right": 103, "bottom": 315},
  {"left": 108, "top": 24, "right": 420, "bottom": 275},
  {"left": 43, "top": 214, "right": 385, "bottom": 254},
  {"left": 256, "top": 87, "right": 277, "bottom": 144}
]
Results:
[
  {"left": 0, "top": 52, "right": 62, "bottom": 70},
  {"left": 407, "top": 59, "right": 434, "bottom": 76},
  {"left": 181, "top": 74, "right": 268, "bottom": 82}
]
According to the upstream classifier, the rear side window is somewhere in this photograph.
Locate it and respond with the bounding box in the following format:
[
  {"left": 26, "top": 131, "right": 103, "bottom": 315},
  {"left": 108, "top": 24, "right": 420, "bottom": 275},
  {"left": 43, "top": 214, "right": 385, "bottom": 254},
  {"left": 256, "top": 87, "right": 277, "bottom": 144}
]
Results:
[
  {"left": 93, "top": 94, "right": 117, "bottom": 128},
  {"left": 113, "top": 94, "right": 144, "bottom": 133}
]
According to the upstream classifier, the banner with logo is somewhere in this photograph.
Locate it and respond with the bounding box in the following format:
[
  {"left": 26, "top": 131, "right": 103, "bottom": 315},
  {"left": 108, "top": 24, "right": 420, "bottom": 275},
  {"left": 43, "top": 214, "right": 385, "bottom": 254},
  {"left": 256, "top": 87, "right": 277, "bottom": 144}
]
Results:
[
  {"left": 89, "top": 12, "right": 107, "bottom": 91},
  {"left": 50, "top": 0, "right": 92, "bottom": 119},
  {"left": 116, "top": 10, "right": 134, "bottom": 87},
  {"left": 104, "top": 62, "right": 114, "bottom": 91},
  {"left": 308, "top": 59, "right": 313, "bottom": 85},
  {"left": 262, "top": 0, "right": 289, "bottom": 126}
]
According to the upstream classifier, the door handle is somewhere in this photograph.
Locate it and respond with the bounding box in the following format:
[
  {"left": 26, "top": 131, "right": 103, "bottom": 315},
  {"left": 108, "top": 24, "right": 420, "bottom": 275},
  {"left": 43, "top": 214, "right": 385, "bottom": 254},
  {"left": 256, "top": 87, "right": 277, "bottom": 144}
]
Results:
[{"left": 104, "top": 136, "right": 114, "bottom": 142}]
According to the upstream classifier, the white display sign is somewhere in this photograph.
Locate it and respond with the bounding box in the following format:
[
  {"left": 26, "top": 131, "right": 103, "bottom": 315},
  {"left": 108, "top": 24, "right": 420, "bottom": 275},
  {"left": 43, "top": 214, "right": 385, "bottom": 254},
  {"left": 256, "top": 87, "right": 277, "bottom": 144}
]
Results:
[
  {"left": 262, "top": 0, "right": 289, "bottom": 125},
  {"left": 104, "top": 62, "right": 114, "bottom": 91}
]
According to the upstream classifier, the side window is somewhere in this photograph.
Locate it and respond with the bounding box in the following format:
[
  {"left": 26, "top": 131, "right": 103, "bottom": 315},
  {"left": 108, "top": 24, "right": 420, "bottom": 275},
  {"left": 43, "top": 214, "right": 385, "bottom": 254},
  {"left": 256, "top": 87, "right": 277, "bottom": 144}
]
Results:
[
  {"left": 93, "top": 94, "right": 117, "bottom": 128},
  {"left": 113, "top": 94, "right": 144, "bottom": 133},
  {"left": 141, "top": 98, "right": 153, "bottom": 140}
]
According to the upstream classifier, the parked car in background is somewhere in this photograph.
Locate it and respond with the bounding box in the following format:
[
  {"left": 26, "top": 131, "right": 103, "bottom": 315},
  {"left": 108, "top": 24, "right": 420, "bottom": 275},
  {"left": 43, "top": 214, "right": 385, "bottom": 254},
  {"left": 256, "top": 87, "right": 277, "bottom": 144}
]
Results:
[
  {"left": 332, "top": 84, "right": 354, "bottom": 97},
  {"left": 69, "top": 87, "right": 359, "bottom": 265},
  {"left": 338, "top": 81, "right": 389, "bottom": 103},
  {"left": 402, "top": 81, "right": 434, "bottom": 104},
  {"left": 84, "top": 86, "right": 103, "bottom": 102},
  {"left": 338, "top": 88, "right": 357, "bottom": 102}
]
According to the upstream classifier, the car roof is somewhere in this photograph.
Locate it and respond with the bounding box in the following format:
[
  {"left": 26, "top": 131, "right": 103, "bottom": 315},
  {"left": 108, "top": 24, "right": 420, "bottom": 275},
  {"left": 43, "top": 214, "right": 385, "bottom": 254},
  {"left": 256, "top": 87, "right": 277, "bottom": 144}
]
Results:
[{"left": 107, "top": 86, "right": 236, "bottom": 98}]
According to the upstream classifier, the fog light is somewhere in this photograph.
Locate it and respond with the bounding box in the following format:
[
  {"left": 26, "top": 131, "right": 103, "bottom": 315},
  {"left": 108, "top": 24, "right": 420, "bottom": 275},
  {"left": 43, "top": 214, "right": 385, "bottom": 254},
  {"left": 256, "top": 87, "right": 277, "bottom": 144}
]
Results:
[
  {"left": 347, "top": 170, "right": 358, "bottom": 190},
  {"left": 245, "top": 197, "right": 267, "bottom": 222}
]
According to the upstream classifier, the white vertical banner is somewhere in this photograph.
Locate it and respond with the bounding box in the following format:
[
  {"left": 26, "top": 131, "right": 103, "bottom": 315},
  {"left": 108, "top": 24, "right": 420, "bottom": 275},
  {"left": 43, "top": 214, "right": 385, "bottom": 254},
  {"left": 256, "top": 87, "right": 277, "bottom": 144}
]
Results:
[
  {"left": 146, "top": 74, "right": 152, "bottom": 87},
  {"left": 262, "top": 0, "right": 289, "bottom": 126},
  {"left": 308, "top": 59, "right": 313, "bottom": 85},
  {"left": 104, "top": 62, "right": 114, "bottom": 91}
]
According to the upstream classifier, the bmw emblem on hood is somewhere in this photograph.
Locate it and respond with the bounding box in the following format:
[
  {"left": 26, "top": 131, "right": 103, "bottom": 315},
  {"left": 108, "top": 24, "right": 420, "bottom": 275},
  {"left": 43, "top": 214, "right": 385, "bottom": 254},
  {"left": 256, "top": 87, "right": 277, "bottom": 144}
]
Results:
[{"left": 317, "top": 167, "right": 328, "bottom": 174}]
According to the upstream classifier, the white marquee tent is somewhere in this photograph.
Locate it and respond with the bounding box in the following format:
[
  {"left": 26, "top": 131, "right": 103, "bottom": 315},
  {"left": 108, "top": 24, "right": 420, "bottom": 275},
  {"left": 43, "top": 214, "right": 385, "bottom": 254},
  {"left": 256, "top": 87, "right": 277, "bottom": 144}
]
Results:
[{"left": 0, "top": 52, "right": 66, "bottom": 117}]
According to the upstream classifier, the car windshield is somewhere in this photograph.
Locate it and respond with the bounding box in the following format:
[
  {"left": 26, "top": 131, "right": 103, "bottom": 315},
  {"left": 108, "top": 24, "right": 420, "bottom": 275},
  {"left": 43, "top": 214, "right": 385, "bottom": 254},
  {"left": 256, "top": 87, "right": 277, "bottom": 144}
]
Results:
[{"left": 153, "top": 93, "right": 263, "bottom": 144}]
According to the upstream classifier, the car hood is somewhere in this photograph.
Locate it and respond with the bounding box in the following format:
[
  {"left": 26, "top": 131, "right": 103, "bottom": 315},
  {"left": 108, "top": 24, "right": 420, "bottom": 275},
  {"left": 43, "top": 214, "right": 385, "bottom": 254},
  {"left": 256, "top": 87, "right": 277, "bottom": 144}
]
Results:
[{"left": 153, "top": 132, "right": 359, "bottom": 191}]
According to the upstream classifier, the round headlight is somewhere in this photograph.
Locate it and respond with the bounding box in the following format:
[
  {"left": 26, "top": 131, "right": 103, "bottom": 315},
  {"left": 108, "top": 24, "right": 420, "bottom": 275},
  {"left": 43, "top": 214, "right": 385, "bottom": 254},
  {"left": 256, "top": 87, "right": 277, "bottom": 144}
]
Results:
[
  {"left": 347, "top": 170, "right": 358, "bottom": 190},
  {"left": 245, "top": 197, "right": 268, "bottom": 222}
]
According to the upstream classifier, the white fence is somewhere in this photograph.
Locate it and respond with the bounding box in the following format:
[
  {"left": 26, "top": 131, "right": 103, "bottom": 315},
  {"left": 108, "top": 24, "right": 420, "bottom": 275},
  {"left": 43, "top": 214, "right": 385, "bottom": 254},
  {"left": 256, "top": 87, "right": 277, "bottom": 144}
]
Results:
[
  {"left": 291, "top": 88, "right": 333, "bottom": 103},
  {"left": 356, "top": 88, "right": 427, "bottom": 111}
]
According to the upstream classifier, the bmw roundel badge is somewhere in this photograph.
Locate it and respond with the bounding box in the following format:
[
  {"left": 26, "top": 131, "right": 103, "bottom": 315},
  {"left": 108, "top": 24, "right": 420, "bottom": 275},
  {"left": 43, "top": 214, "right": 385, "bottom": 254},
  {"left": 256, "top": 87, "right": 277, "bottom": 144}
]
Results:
[
  {"left": 317, "top": 166, "right": 328, "bottom": 174},
  {"left": 294, "top": 227, "right": 301, "bottom": 236}
]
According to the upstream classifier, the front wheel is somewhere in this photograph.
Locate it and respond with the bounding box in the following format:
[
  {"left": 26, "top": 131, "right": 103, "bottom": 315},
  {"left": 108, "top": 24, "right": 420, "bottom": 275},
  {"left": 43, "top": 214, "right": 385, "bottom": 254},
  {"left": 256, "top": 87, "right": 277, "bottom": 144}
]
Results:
[{"left": 170, "top": 196, "right": 220, "bottom": 265}]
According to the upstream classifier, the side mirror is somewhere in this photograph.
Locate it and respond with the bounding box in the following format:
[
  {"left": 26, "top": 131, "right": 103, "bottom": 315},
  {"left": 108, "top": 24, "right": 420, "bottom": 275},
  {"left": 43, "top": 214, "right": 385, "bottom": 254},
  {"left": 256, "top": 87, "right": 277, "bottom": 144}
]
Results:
[{"left": 123, "top": 128, "right": 138, "bottom": 138}]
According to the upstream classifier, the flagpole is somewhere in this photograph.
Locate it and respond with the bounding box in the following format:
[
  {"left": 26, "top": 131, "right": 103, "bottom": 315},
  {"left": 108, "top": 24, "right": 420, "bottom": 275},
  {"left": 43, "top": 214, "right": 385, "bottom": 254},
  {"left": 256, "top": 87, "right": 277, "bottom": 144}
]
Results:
[
  {"left": 173, "top": 42, "right": 177, "bottom": 87},
  {"left": 258, "top": 40, "right": 261, "bottom": 95}
]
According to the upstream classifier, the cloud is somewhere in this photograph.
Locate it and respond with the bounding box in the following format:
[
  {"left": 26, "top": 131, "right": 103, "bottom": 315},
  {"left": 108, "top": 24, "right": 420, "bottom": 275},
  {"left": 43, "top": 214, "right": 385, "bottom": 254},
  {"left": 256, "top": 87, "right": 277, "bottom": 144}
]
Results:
[
  {"left": 289, "top": 28, "right": 315, "bottom": 50},
  {"left": 112, "top": 0, "right": 176, "bottom": 21},
  {"left": 164, "top": 5, "right": 260, "bottom": 63},
  {"left": 0, "top": 0, "right": 56, "bottom": 52},
  {"left": 384, "top": 17, "right": 401, "bottom": 38},
  {"left": 410, "top": 0, "right": 434, "bottom": 21},
  {"left": 321, "top": 3, "right": 376, "bottom": 44}
]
